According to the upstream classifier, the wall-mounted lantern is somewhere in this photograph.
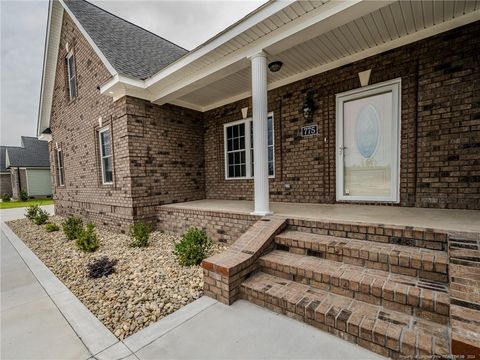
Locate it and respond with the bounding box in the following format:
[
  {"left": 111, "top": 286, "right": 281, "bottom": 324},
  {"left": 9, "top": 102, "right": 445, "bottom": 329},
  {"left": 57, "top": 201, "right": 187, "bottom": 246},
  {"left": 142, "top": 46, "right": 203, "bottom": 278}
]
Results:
[{"left": 302, "top": 91, "right": 315, "bottom": 120}]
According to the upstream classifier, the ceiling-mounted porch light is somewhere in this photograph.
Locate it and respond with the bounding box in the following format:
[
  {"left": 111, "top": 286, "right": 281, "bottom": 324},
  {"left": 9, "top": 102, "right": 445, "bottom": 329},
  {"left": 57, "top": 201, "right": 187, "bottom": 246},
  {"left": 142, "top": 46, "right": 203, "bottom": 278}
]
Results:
[
  {"left": 302, "top": 91, "right": 315, "bottom": 120},
  {"left": 268, "top": 61, "right": 283, "bottom": 72}
]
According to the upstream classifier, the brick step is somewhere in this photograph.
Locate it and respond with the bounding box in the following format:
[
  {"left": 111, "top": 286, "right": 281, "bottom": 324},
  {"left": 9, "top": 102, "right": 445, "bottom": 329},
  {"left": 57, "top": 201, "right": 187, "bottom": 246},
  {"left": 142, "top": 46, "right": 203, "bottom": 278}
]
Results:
[
  {"left": 276, "top": 230, "right": 448, "bottom": 282},
  {"left": 287, "top": 219, "right": 448, "bottom": 251},
  {"left": 241, "top": 272, "right": 450, "bottom": 358},
  {"left": 259, "top": 250, "right": 450, "bottom": 324}
]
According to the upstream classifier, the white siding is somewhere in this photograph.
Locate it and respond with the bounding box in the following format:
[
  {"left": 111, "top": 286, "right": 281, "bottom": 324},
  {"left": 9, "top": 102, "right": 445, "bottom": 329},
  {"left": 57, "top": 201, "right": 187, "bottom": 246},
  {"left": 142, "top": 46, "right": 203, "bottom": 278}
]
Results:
[{"left": 26, "top": 169, "right": 52, "bottom": 196}]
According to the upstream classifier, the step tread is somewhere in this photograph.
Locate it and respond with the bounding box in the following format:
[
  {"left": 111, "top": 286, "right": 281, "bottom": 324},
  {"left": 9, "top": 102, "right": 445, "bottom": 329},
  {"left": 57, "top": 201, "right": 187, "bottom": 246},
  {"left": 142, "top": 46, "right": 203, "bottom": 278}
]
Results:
[
  {"left": 242, "top": 271, "right": 450, "bottom": 356},
  {"left": 259, "top": 250, "right": 450, "bottom": 317},
  {"left": 276, "top": 230, "right": 448, "bottom": 275}
]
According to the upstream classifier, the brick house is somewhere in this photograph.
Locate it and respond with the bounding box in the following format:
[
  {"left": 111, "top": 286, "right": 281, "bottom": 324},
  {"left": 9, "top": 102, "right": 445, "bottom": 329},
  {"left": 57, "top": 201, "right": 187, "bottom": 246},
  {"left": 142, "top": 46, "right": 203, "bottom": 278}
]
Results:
[{"left": 38, "top": 0, "right": 480, "bottom": 357}]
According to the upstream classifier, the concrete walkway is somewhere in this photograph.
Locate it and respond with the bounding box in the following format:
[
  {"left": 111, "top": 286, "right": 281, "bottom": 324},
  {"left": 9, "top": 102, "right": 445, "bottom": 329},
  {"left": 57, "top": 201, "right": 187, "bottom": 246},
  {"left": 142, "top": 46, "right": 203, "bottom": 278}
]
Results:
[{"left": 1, "top": 207, "right": 383, "bottom": 360}]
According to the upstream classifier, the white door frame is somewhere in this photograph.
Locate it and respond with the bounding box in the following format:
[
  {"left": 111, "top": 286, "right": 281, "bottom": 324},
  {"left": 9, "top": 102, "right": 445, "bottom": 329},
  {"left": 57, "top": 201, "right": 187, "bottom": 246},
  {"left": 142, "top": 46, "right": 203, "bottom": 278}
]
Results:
[{"left": 336, "top": 78, "right": 401, "bottom": 203}]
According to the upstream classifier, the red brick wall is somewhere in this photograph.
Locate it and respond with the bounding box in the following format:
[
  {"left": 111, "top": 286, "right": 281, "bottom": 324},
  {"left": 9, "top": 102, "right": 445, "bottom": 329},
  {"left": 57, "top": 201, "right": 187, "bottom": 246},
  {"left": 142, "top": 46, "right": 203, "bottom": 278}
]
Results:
[
  {"left": 204, "top": 22, "right": 480, "bottom": 210},
  {"left": 49, "top": 13, "right": 134, "bottom": 230},
  {"left": 49, "top": 13, "right": 205, "bottom": 231},
  {"left": 124, "top": 97, "right": 205, "bottom": 225}
]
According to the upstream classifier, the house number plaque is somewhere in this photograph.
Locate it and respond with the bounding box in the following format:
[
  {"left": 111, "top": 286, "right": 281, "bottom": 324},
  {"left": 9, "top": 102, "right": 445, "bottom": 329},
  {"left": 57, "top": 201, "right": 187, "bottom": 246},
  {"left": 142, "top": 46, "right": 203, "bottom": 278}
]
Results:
[{"left": 300, "top": 124, "right": 318, "bottom": 137}]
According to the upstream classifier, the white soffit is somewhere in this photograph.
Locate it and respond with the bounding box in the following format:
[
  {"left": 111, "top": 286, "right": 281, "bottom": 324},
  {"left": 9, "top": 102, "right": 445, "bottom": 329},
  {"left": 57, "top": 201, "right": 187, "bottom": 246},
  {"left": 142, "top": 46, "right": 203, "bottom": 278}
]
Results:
[
  {"left": 178, "top": 0, "right": 480, "bottom": 111},
  {"left": 99, "top": 0, "right": 480, "bottom": 112}
]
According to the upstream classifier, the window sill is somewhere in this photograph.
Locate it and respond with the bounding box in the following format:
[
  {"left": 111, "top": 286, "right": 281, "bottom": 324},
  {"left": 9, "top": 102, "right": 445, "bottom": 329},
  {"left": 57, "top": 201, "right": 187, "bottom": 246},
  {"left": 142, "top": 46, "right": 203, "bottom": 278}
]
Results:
[{"left": 225, "top": 176, "right": 275, "bottom": 181}]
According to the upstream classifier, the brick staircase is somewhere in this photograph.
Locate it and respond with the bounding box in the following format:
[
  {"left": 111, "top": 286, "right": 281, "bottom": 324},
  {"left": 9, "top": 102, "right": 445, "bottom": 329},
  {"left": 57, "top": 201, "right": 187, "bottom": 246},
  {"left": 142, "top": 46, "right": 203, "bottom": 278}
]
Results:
[{"left": 202, "top": 217, "right": 480, "bottom": 359}]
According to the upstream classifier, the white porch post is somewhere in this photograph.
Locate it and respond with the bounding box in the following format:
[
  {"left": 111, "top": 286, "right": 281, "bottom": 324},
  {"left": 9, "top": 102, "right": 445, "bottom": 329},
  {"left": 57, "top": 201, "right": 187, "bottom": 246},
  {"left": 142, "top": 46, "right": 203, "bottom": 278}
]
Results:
[{"left": 250, "top": 51, "right": 272, "bottom": 216}]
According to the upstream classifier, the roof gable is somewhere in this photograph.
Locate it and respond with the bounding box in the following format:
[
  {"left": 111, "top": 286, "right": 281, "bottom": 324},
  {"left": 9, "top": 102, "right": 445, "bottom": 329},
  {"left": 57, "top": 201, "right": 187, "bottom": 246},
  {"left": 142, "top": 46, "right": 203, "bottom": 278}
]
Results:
[{"left": 63, "top": 0, "right": 188, "bottom": 80}]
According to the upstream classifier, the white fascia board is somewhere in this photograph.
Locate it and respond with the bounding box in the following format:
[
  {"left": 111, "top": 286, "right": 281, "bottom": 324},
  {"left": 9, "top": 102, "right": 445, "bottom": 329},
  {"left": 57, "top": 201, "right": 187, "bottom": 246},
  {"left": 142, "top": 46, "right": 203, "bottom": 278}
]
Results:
[
  {"left": 202, "top": 9, "right": 480, "bottom": 112},
  {"left": 168, "top": 99, "right": 205, "bottom": 112},
  {"left": 150, "top": 0, "right": 368, "bottom": 104},
  {"left": 58, "top": 0, "right": 117, "bottom": 76},
  {"left": 37, "top": 0, "right": 63, "bottom": 137},
  {"left": 144, "top": 0, "right": 296, "bottom": 88}
]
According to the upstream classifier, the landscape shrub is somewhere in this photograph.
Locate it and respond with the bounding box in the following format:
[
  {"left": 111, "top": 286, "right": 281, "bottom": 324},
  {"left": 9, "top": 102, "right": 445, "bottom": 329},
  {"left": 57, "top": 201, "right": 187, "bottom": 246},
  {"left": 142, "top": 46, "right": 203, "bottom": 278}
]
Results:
[
  {"left": 45, "top": 223, "right": 60, "bottom": 232},
  {"left": 129, "top": 222, "right": 151, "bottom": 247},
  {"left": 33, "top": 208, "right": 49, "bottom": 225},
  {"left": 62, "top": 216, "right": 83, "bottom": 240},
  {"left": 1, "top": 193, "right": 10, "bottom": 202},
  {"left": 19, "top": 190, "right": 29, "bottom": 201},
  {"left": 25, "top": 204, "right": 40, "bottom": 221},
  {"left": 174, "top": 227, "right": 213, "bottom": 266},
  {"left": 87, "top": 256, "right": 118, "bottom": 278},
  {"left": 76, "top": 223, "right": 99, "bottom": 252}
]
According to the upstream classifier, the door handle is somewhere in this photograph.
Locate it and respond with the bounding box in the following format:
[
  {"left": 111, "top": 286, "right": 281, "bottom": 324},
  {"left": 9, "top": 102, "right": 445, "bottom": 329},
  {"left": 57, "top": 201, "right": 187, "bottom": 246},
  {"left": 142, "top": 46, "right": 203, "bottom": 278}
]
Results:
[{"left": 339, "top": 145, "right": 347, "bottom": 155}]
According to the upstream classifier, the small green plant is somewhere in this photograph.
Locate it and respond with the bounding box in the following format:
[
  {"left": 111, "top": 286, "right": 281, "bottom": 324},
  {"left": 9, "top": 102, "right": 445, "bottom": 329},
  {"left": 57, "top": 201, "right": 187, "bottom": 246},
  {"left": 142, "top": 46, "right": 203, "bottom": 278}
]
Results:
[
  {"left": 76, "top": 223, "right": 99, "bottom": 252},
  {"left": 174, "top": 227, "right": 213, "bottom": 266},
  {"left": 33, "top": 208, "right": 49, "bottom": 225},
  {"left": 1, "top": 193, "right": 11, "bottom": 202},
  {"left": 19, "top": 190, "right": 29, "bottom": 201},
  {"left": 45, "top": 223, "right": 60, "bottom": 232},
  {"left": 25, "top": 204, "right": 40, "bottom": 221},
  {"left": 62, "top": 216, "right": 83, "bottom": 240},
  {"left": 129, "top": 222, "right": 151, "bottom": 247},
  {"left": 87, "top": 256, "right": 118, "bottom": 278}
]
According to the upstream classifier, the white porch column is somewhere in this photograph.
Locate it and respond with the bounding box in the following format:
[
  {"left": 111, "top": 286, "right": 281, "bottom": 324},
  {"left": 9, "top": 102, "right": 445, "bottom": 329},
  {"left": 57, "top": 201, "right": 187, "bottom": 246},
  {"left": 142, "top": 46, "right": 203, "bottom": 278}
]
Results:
[{"left": 250, "top": 51, "right": 272, "bottom": 216}]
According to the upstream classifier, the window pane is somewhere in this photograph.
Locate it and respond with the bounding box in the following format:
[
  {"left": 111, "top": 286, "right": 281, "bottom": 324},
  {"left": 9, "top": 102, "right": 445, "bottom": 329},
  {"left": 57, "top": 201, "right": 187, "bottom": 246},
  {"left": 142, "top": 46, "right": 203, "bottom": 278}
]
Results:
[
  {"left": 267, "top": 117, "right": 273, "bottom": 145},
  {"left": 69, "top": 78, "right": 76, "bottom": 99},
  {"left": 238, "top": 123, "right": 245, "bottom": 137},
  {"left": 239, "top": 164, "right": 246, "bottom": 177},
  {"left": 100, "top": 130, "right": 111, "bottom": 156},
  {"left": 103, "top": 157, "right": 113, "bottom": 183},
  {"left": 68, "top": 56, "right": 75, "bottom": 78}
]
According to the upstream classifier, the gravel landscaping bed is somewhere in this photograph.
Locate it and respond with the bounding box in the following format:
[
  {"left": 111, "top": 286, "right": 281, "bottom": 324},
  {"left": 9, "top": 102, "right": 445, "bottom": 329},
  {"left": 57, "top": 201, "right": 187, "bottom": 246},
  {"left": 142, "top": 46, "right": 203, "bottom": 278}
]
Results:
[{"left": 7, "top": 217, "right": 227, "bottom": 340}]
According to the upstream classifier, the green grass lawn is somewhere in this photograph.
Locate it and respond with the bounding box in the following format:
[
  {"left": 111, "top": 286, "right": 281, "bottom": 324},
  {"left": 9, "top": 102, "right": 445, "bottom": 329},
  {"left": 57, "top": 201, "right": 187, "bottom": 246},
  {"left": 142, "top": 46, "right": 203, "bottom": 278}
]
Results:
[{"left": 0, "top": 198, "right": 54, "bottom": 209}]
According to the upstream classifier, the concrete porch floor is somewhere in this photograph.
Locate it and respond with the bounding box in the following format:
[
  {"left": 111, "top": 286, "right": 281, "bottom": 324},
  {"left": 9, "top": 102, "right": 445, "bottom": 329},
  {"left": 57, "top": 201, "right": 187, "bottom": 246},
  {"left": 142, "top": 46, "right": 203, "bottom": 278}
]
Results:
[{"left": 164, "top": 200, "right": 480, "bottom": 233}]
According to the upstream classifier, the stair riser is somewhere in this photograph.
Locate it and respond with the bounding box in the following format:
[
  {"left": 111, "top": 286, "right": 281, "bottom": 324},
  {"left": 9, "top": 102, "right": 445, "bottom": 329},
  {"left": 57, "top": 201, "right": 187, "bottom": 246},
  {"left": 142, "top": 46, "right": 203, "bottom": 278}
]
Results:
[
  {"left": 240, "top": 285, "right": 447, "bottom": 359},
  {"left": 259, "top": 262, "right": 449, "bottom": 325},
  {"left": 288, "top": 221, "right": 448, "bottom": 251},
  {"left": 275, "top": 239, "right": 448, "bottom": 283}
]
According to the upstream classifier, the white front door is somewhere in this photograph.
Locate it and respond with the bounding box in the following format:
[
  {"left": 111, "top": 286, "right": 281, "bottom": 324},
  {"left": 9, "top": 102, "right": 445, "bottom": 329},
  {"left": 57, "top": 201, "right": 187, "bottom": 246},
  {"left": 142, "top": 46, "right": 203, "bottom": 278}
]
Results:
[{"left": 336, "top": 78, "right": 401, "bottom": 202}]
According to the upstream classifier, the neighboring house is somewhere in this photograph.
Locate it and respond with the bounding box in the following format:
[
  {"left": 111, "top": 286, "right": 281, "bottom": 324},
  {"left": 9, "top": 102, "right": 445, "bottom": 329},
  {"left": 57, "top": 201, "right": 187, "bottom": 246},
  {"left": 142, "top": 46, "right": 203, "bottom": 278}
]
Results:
[
  {"left": 3, "top": 137, "right": 52, "bottom": 199},
  {"left": 0, "top": 146, "right": 17, "bottom": 196},
  {"left": 36, "top": 0, "right": 480, "bottom": 358}
]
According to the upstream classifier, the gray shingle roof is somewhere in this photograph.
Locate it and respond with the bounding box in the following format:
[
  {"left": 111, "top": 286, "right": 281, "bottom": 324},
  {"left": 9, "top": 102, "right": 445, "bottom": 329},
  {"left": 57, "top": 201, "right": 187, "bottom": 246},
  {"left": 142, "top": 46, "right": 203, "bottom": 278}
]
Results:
[
  {"left": 63, "top": 0, "right": 188, "bottom": 80},
  {"left": 5, "top": 137, "right": 50, "bottom": 168}
]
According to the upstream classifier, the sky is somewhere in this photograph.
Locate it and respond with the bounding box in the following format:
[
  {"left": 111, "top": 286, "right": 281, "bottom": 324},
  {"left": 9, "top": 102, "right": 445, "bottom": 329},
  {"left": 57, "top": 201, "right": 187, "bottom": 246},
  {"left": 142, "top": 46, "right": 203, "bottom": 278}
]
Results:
[{"left": 0, "top": 0, "right": 265, "bottom": 147}]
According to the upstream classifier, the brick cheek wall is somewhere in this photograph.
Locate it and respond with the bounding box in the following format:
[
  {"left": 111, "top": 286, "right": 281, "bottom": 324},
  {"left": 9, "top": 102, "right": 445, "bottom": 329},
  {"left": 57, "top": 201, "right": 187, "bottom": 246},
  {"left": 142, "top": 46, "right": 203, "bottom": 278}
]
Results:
[
  {"left": 157, "top": 207, "right": 258, "bottom": 244},
  {"left": 49, "top": 13, "right": 135, "bottom": 232},
  {"left": 204, "top": 22, "right": 480, "bottom": 209},
  {"left": 124, "top": 97, "right": 206, "bottom": 226}
]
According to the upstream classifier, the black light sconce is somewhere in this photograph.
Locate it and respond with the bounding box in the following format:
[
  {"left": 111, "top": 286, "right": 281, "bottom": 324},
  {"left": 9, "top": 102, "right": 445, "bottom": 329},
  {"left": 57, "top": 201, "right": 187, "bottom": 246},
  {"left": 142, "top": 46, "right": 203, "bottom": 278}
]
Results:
[
  {"left": 302, "top": 90, "right": 315, "bottom": 120},
  {"left": 268, "top": 61, "right": 283, "bottom": 72}
]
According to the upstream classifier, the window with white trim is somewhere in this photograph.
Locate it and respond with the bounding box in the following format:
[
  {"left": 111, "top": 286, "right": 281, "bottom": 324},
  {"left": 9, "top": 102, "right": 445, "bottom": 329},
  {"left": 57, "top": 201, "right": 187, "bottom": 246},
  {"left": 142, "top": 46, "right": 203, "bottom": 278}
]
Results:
[
  {"left": 66, "top": 51, "right": 77, "bottom": 100},
  {"left": 224, "top": 114, "right": 274, "bottom": 179},
  {"left": 98, "top": 127, "right": 113, "bottom": 184},
  {"left": 56, "top": 147, "right": 65, "bottom": 186}
]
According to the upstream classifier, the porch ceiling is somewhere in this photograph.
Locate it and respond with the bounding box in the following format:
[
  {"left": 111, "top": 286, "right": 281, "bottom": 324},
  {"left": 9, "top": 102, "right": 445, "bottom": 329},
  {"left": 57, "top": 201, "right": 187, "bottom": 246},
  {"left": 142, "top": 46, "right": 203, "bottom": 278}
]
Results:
[{"left": 173, "top": 0, "right": 480, "bottom": 112}]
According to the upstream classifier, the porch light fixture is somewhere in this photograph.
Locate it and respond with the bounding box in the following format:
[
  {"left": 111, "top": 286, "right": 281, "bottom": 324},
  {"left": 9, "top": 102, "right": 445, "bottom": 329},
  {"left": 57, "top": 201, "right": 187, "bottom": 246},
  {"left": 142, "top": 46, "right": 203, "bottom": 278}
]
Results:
[
  {"left": 268, "top": 61, "right": 283, "bottom": 72},
  {"left": 302, "top": 91, "right": 315, "bottom": 120}
]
